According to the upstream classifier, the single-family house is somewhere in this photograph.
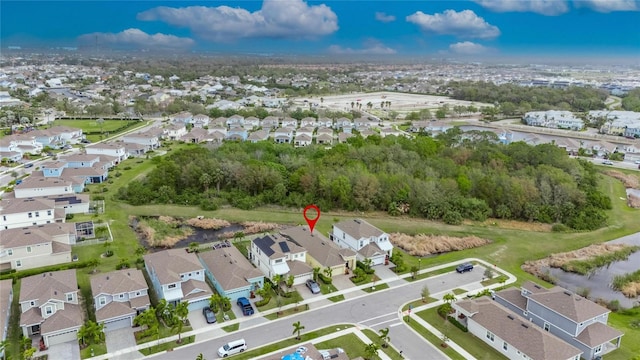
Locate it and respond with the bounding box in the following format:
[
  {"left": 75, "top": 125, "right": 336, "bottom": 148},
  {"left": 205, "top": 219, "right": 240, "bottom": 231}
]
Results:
[
  {"left": 144, "top": 249, "right": 212, "bottom": 310},
  {"left": 316, "top": 133, "right": 333, "bottom": 146},
  {"left": 523, "top": 111, "right": 584, "bottom": 130},
  {"left": 14, "top": 177, "right": 75, "bottom": 198},
  {"left": 122, "top": 131, "right": 161, "bottom": 151},
  {"left": 0, "top": 137, "right": 23, "bottom": 162},
  {"left": 91, "top": 269, "right": 150, "bottom": 331},
  {"left": 274, "top": 127, "right": 294, "bottom": 144},
  {"left": 226, "top": 115, "right": 244, "bottom": 127},
  {"left": 198, "top": 246, "right": 264, "bottom": 302},
  {"left": 494, "top": 281, "right": 624, "bottom": 359},
  {"left": 226, "top": 127, "right": 248, "bottom": 141},
  {"left": 165, "top": 124, "right": 188, "bottom": 141},
  {"left": 338, "top": 132, "right": 353, "bottom": 143},
  {"left": 281, "top": 117, "right": 298, "bottom": 128},
  {"left": 300, "top": 117, "right": 318, "bottom": 128},
  {"left": 317, "top": 117, "right": 333, "bottom": 128},
  {"left": 261, "top": 116, "right": 280, "bottom": 130},
  {"left": 380, "top": 128, "right": 402, "bottom": 138},
  {"left": 0, "top": 198, "right": 63, "bottom": 230},
  {"left": 296, "top": 127, "right": 314, "bottom": 138},
  {"left": 359, "top": 129, "right": 377, "bottom": 138},
  {"left": 192, "top": 114, "right": 210, "bottom": 128},
  {"left": 171, "top": 111, "right": 193, "bottom": 124},
  {"left": 247, "top": 130, "right": 270, "bottom": 143},
  {"left": 30, "top": 129, "right": 63, "bottom": 149},
  {"left": 181, "top": 128, "right": 210, "bottom": 143},
  {"left": 48, "top": 126, "right": 83, "bottom": 144},
  {"left": 330, "top": 219, "right": 392, "bottom": 266},
  {"left": 0, "top": 223, "right": 75, "bottom": 270},
  {"left": 244, "top": 116, "right": 260, "bottom": 130},
  {"left": 209, "top": 131, "right": 225, "bottom": 144},
  {"left": 19, "top": 270, "right": 83, "bottom": 347},
  {"left": 249, "top": 234, "right": 313, "bottom": 285},
  {"left": 334, "top": 118, "right": 352, "bottom": 130},
  {"left": 60, "top": 154, "right": 101, "bottom": 168},
  {"left": 280, "top": 226, "right": 357, "bottom": 276},
  {"left": 210, "top": 117, "right": 227, "bottom": 128},
  {"left": 209, "top": 125, "right": 227, "bottom": 137},
  {"left": 294, "top": 134, "right": 312, "bottom": 147},
  {"left": 453, "top": 297, "right": 583, "bottom": 360},
  {"left": 57, "top": 165, "right": 109, "bottom": 184},
  {"left": 85, "top": 142, "right": 128, "bottom": 163},
  {"left": 0, "top": 279, "right": 12, "bottom": 358},
  {"left": 9, "top": 134, "right": 43, "bottom": 154}
]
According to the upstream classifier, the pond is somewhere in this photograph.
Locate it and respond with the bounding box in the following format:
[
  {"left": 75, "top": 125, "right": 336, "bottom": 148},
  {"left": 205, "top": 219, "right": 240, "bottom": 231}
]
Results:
[{"left": 546, "top": 249, "right": 640, "bottom": 308}]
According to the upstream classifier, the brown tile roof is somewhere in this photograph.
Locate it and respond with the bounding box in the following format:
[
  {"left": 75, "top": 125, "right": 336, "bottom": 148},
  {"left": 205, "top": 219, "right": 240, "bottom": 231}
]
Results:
[
  {"left": 358, "top": 242, "right": 384, "bottom": 257},
  {"left": 1, "top": 227, "right": 52, "bottom": 248},
  {"left": 198, "top": 247, "right": 263, "bottom": 292},
  {"left": 280, "top": 226, "right": 356, "bottom": 268},
  {"left": 0, "top": 279, "right": 12, "bottom": 341},
  {"left": 129, "top": 295, "right": 151, "bottom": 310},
  {"left": 95, "top": 301, "right": 135, "bottom": 322},
  {"left": 14, "top": 176, "right": 73, "bottom": 189},
  {"left": 181, "top": 279, "right": 212, "bottom": 301},
  {"left": 0, "top": 198, "right": 55, "bottom": 215},
  {"left": 19, "top": 269, "right": 77, "bottom": 303},
  {"left": 144, "top": 249, "right": 203, "bottom": 285},
  {"left": 41, "top": 303, "right": 83, "bottom": 335},
  {"left": 90, "top": 269, "right": 148, "bottom": 297},
  {"left": 334, "top": 219, "right": 384, "bottom": 240},
  {"left": 286, "top": 260, "right": 313, "bottom": 276},
  {"left": 495, "top": 288, "right": 527, "bottom": 312},
  {"left": 528, "top": 288, "right": 609, "bottom": 323},
  {"left": 457, "top": 298, "right": 582, "bottom": 360},
  {"left": 522, "top": 281, "right": 552, "bottom": 295},
  {"left": 575, "top": 322, "right": 623, "bottom": 347}
]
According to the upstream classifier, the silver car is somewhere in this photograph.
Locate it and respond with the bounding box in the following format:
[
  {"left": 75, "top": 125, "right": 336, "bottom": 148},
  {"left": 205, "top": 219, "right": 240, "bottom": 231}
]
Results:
[{"left": 306, "top": 279, "right": 321, "bottom": 294}]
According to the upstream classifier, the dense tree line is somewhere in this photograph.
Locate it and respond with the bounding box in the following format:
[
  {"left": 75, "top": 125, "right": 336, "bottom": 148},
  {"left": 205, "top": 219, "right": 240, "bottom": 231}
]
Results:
[
  {"left": 116, "top": 131, "right": 611, "bottom": 230},
  {"left": 621, "top": 88, "right": 640, "bottom": 112},
  {"left": 447, "top": 81, "right": 608, "bottom": 114}
]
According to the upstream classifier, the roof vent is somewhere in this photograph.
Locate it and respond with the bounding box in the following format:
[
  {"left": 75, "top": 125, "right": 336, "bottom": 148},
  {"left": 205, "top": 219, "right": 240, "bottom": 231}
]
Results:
[
  {"left": 534, "top": 285, "right": 541, "bottom": 289},
  {"left": 507, "top": 315, "right": 514, "bottom": 320},
  {"left": 54, "top": 291, "right": 57, "bottom": 295},
  {"left": 127, "top": 272, "right": 130, "bottom": 276},
  {"left": 106, "top": 276, "right": 109, "bottom": 280},
  {"left": 354, "top": 219, "right": 361, "bottom": 224},
  {"left": 521, "top": 324, "right": 529, "bottom": 329},
  {"left": 563, "top": 291, "right": 572, "bottom": 296}
]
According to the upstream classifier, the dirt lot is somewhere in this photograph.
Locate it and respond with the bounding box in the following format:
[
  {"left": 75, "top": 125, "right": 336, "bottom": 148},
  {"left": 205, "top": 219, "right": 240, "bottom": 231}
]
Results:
[{"left": 293, "top": 91, "right": 492, "bottom": 113}]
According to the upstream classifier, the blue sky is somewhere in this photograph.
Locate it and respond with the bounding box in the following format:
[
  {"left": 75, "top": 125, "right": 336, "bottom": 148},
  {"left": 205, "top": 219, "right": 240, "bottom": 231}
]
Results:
[{"left": 1, "top": 1, "right": 639, "bottom": 60}]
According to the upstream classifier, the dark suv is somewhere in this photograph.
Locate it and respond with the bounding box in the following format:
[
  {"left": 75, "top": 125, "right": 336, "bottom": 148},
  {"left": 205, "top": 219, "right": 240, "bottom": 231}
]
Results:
[{"left": 456, "top": 263, "right": 474, "bottom": 273}]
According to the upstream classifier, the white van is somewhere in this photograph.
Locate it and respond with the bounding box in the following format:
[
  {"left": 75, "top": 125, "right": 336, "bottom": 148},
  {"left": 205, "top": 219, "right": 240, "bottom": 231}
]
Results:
[{"left": 217, "top": 339, "right": 247, "bottom": 357}]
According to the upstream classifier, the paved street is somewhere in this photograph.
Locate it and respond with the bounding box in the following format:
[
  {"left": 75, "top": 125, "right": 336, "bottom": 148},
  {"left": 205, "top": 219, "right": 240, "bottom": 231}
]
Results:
[{"left": 146, "top": 264, "right": 488, "bottom": 360}]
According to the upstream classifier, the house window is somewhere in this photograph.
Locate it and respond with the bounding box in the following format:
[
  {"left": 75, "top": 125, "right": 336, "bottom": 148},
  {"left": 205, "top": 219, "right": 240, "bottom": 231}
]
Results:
[
  {"left": 594, "top": 345, "right": 603, "bottom": 354},
  {"left": 30, "top": 301, "right": 35, "bottom": 306},
  {"left": 2, "top": 216, "right": 5, "bottom": 221},
  {"left": 503, "top": 342, "right": 508, "bottom": 351},
  {"left": 486, "top": 331, "right": 495, "bottom": 342},
  {"left": 28, "top": 212, "right": 33, "bottom": 218},
  {"left": 35, "top": 212, "right": 40, "bottom": 217},
  {"left": 181, "top": 275, "right": 184, "bottom": 279},
  {"left": 543, "top": 322, "right": 550, "bottom": 332},
  {"left": 16, "top": 260, "right": 22, "bottom": 267},
  {"left": 47, "top": 210, "right": 52, "bottom": 216},
  {"left": 119, "top": 294, "right": 125, "bottom": 299},
  {"left": 99, "top": 297, "right": 106, "bottom": 305},
  {"left": 67, "top": 294, "right": 73, "bottom": 301},
  {"left": 45, "top": 306, "right": 53, "bottom": 315},
  {"left": 7, "top": 249, "right": 12, "bottom": 256},
  {"left": 27, "top": 246, "right": 32, "bottom": 253},
  {"left": 136, "top": 292, "right": 140, "bottom": 296},
  {"left": 168, "top": 284, "right": 177, "bottom": 289}
]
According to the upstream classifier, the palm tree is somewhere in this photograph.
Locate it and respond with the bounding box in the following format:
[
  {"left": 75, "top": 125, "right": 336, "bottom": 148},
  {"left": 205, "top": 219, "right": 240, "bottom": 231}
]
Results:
[
  {"left": 172, "top": 302, "right": 189, "bottom": 343},
  {"left": 209, "top": 293, "right": 222, "bottom": 313},
  {"left": 134, "top": 308, "right": 159, "bottom": 338},
  {"left": 364, "top": 342, "right": 380, "bottom": 360},
  {"left": 323, "top": 267, "right": 333, "bottom": 279},
  {"left": 312, "top": 267, "right": 321, "bottom": 282},
  {"left": 378, "top": 327, "right": 390, "bottom": 348},
  {"left": 443, "top": 293, "right": 456, "bottom": 304},
  {"left": 272, "top": 274, "right": 282, "bottom": 291},
  {"left": 195, "top": 354, "right": 205, "bottom": 360},
  {"left": 221, "top": 296, "right": 232, "bottom": 312},
  {"left": 199, "top": 173, "right": 212, "bottom": 192},
  {"left": 292, "top": 321, "right": 305, "bottom": 340},
  {"left": 286, "top": 275, "right": 295, "bottom": 291},
  {"left": 188, "top": 242, "right": 200, "bottom": 253},
  {"left": 411, "top": 265, "right": 419, "bottom": 280},
  {"left": 77, "top": 323, "right": 90, "bottom": 346}
]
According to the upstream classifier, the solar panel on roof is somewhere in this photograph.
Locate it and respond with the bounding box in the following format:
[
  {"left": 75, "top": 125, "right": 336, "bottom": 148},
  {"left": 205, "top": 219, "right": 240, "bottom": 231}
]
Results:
[{"left": 278, "top": 241, "right": 290, "bottom": 253}]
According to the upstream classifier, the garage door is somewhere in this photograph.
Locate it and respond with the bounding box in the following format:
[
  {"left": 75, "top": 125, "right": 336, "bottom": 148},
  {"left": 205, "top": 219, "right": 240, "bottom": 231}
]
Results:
[
  {"left": 104, "top": 317, "right": 132, "bottom": 332},
  {"left": 45, "top": 329, "right": 78, "bottom": 347},
  {"left": 187, "top": 299, "right": 209, "bottom": 312},
  {"left": 370, "top": 255, "right": 386, "bottom": 266}
]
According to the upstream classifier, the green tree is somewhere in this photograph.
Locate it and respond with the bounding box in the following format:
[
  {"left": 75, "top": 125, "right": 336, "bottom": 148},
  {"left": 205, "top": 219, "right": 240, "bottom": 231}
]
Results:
[
  {"left": 483, "top": 268, "right": 494, "bottom": 280},
  {"left": 195, "top": 354, "right": 205, "bottom": 360},
  {"left": 364, "top": 342, "right": 380, "bottom": 360},
  {"left": 134, "top": 308, "right": 159, "bottom": 338},
  {"left": 421, "top": 285, "right": 430, "bottom": 302},
  {"left": 272, "top": 274, "right": 282, "bottom": 291},
  {"left": 96, "top": 118, "right": 105, "bottom": 134},
  {"left": 209, "top": 293, "right": 222, "bottom": 313},
  {"left": 286, "top": 275, "right": 295, "bottom": 290},
  {"left": 312, "top": 267, "right": 321, "bottom": 282},
  {"left": 323, "top": 267, "right": 333, "bottom": 279},
  {"left": 411, "top": 265, "right": 419, "bottom": 280},
  {"left": 188, "top": 242, "right": 200, "bottom": 253},
  {"left": 292, "top": 321, "right": 305, "bottom": 340},
  {"left": 443, "top": 293, "right": 456, "bottom": 304},
  {"left": 172, "top": 302, "right": 189, "bottom": 343},
  {"left": 378, "top": 327, "right": 390, "bottom": 348}
]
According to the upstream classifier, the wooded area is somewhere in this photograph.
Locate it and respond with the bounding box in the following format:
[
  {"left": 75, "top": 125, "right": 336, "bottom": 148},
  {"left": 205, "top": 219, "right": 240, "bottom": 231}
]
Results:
[{"left": 116, "top": 131, "right": 611, "bottom": 230}]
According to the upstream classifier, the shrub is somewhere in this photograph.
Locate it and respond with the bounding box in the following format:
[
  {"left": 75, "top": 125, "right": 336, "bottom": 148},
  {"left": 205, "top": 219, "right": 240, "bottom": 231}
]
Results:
[
  {"left": 255, "top": 298, "right": 270, "bottom": 307},
  {"left": 65, "top": 214, "right": 74, "bottom": 220},
  {"left": 437, "top": 303, "right": 452, "bottom": 318},
  {"left": 318, "top": 273, "right": 332, "bottom": 285},
  {"left": 123, "top": 166, "right": 132, "bottom": 170},
  {"left": 552, "top": 223, "right": 570, "bottom": 232},
  {"left": 447, "top": 316, "right": 468, "bottom": 332}
]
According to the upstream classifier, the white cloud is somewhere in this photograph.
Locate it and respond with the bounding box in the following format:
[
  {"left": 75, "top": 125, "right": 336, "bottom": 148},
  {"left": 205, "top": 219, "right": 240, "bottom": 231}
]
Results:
[
  {"left": 137, "top": 0, "right": 338, "bottom": 41},
  {"left": 375, "top": 12, "right": 396, "bottom": 23},
  {"left": 474, "top": 0, "right": 569, "bottom": 15},
  {"left": 449, "top": 41, "right": 491, "bottom": 55},
  {"left": 574, "top": 0, "right": 638, "bottom": 12},
  {"left": 77, "top": 28, "right": 194, "bottom": 49},
  {"left": 328, "top": 39, "right": 396, "bottom": 55},
  {"left": 406, "top": 9, "right": 500, "bottom": 39}
]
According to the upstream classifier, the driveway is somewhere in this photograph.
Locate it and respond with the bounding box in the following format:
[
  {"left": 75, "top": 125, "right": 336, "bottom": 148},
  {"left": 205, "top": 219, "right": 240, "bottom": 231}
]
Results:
[
  {"left": 188, "top": 309, "right": 212, "bottom": 331},
  {"left": 331, "top": 274, "right": 364, "bottom": 299},
  {"left": 105, "top": 327, "right": 137, "bottom": 359},
  {"left": 42, "top": 341, "right": 81, "bottom": 360}
]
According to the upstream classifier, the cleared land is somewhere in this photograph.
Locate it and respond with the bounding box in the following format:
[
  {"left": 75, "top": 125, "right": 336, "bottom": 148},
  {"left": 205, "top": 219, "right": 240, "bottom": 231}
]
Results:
[{"left": 293, "top": 91, "right": 492, "bottom": 113}]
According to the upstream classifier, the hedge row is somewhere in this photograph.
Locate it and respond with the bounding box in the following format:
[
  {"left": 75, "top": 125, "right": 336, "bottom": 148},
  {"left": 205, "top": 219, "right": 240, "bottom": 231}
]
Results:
[{"left": 0, "top": 260, "right": 93, "bottom": 282}]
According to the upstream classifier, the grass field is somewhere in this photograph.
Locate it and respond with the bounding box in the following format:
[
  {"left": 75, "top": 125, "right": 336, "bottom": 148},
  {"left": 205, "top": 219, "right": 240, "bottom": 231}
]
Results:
[{"left": 53, "top": 119, "right": 139, "bottom": 133}]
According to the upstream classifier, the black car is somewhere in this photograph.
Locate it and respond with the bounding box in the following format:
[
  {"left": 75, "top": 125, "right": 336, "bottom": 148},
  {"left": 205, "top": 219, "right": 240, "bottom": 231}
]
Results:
[
  {"left": 456, "top": 263, "right": 474, "bottom": 273},
  {"left": 202, "top": 306, "right": 217, "bottom": 324},
  {"left": 24, "top": 163, "right": 34, "bottom": 168}
]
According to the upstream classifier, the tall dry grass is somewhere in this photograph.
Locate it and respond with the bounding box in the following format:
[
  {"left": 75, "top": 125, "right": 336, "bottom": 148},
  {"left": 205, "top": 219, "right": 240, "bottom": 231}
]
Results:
[
  {"left": 604, "top": 170, "right": 640, "bottom": 189},
  {"left": 622, "top": 282, "right": 640, "bottom": 298},
  {"left": 185, "top": 217, "right": 231, "bottom": 229},
  {"left": 390, "top": 233, "right": 492, "bottom": 256},
  {"left": 241, "top": 221, "right": 280, "bottom": 234},
  {"left": 522, "top": 243, "right": 631, "bottom": 277}
]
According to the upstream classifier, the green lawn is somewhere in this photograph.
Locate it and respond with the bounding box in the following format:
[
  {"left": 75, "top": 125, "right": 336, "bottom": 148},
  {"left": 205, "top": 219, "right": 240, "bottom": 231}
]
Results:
[
  {"left": 316, "top": 333, "right": 370, "bottom": 359},
  {"left": 53, "top": 119, "right": 139, "bottom": 133},
  {"left": 138, "top": 335, "right": 195, "bottom": 356},
  {"left": 403, "top": 317, "right": 466, "bottom": 360},
  {"left": 79, "top": 342, "right": 107, "bottom": 359},
  {"left": 606, "top": 308, "right": 640, "bottom": 360},
  {"left": 417, "top": 308, "right": 508, "bottom": 360},
  {"left": 361, "top": 329, "right": 405, "bottom": 360},
  {"left": 362, "top": 282, "right": 390, "bottom": 293},
  {"left": 134, "top": 323, "right": 192, "bottom": 345},
  {"left": 402, "top": 298, "right": 438, "bottom": 311}
]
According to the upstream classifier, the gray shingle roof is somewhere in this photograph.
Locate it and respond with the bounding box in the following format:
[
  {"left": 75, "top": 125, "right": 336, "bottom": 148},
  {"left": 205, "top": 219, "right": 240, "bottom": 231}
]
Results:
[
  {"left": 19, "top": 269, "right": 77, "bottom": 303},
  {"left": 334, "top": 219, "right": 384, "bottom": 240},
  {"left": 575, "top": 322, "right": 623, "bottom": 347},
  {"left": 528, "top": 288, "right": 609, "bottom": 323},
  {"left": 457, "top": 298, "right": 582, "bottom": 360},
  {"left": 90, "top": 269, "right": 148, "bottom": 297},
  {"left": 280, "top": 226, "right": 356, "bottom": 268},
  {"left": 198, "top": 247, "right": 263, "bottom": 292},
  {"left": 143, "top": 249, "right": 203, "bottom": 285}
]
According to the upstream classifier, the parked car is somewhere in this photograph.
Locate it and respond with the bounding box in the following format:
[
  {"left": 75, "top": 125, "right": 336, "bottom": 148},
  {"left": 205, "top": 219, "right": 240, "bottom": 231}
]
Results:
[
  {"left": 602, "top": 160, "right": 614, "bottom": 165},
  {"left": 236, "top": 297, "right": 254, "bottom": 316},
  {"left": 635, "top": 160, "right": 640, "bottom": 164},
  {"left": 456, "top": 263, "right": 474, "bottom": 273},
  {"left": 202, "top": 306, "right": 216, "bottom": 324},
  {"left": 24, "top": 163, "right": 34, "bottom": 168},
  {"left": 217, "top": 339, "right": 247, "bottom": 357},
  {"left": 306, "top": 279, "right": 321, "bottom": 294}
]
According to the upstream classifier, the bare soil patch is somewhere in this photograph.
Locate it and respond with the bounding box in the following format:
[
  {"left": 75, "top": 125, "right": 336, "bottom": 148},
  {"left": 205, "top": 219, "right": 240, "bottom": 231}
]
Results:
[
  {"left": 390, "top": 233, "right": 492, "bottom": 256},
  {"left": 185, "top": 217, "right": 231, "bottom": 229},
  {"left": 522, "top": 243, "right": 630, "bottom": 277}
]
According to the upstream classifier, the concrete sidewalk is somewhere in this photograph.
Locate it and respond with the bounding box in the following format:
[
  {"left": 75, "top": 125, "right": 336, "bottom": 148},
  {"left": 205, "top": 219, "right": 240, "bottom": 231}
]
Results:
[{"left": 90, "top": 258, "right": 516, "bottom": 360}]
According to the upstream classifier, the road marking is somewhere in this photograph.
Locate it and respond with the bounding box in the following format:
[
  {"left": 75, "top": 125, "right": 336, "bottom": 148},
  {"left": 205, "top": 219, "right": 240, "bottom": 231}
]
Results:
[
  {"left": 389, "top": 322, "right": 403, "bottom": 327},
  {"left": 367, "top": 318, "right": 400, "bottom": 327},
  {"left": 358, "top": 312, "right": 397, "bottom": 324}
]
